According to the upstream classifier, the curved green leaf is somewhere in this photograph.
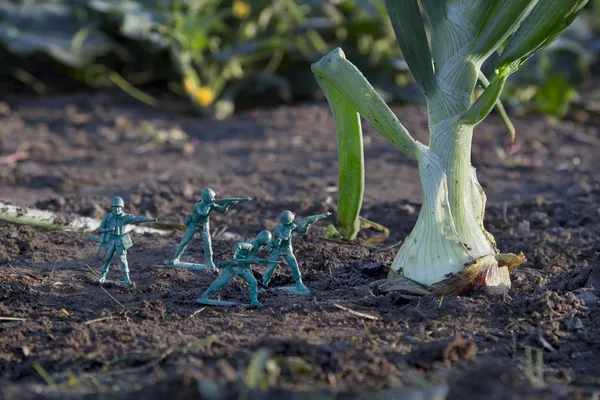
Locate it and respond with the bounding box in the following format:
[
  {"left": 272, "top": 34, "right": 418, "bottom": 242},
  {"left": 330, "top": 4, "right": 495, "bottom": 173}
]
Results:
[
  {"left": 461, "top": 68, "right": 510, "bottom": 128},
  {"left": 314, "top": 75, "right": 364, "bottom": 240},
  {"left": 477, "top": 71, "right": 515, "bottom": 142},
  {"left": 312, "top": 48, "right": 419, "bottom": 157}
]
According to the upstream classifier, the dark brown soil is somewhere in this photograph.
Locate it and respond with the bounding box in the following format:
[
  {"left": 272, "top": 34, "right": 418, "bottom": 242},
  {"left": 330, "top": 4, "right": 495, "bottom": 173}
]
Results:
[{"left": 1, "top": 92, "right": 600, "bottom": 400}]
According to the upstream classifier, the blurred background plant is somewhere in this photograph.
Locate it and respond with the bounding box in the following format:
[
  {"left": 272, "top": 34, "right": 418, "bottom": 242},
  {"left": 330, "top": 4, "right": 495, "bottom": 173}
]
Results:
[{"left": 1, "top": 0, "right": 598, "bottom": 119}]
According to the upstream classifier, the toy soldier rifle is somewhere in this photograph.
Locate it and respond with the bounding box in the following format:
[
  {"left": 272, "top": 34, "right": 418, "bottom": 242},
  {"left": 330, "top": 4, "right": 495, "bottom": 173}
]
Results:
[
  {"left": 213, "top": 197, "right": 252, "bottom": 206},
  {"left": 216, "top": 257, "right": 269, "bottom": 268},
  {"left": 87, "top": 235, "right": 105, "bottom": 257},
  {"left": 294, "top": 212, "right": 332, "bottom": 227}
]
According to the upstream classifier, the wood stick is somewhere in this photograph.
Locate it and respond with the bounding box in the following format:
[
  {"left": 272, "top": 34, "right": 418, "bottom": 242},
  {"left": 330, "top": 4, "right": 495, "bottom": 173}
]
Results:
[{"left": 333, "top": 303, "right": 380, "bottom": 321}]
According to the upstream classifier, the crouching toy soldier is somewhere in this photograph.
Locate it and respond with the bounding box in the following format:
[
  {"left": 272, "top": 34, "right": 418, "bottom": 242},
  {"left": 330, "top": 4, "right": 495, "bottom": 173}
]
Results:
[
  {"left": 169, "top": 187, "right": 251, "bottom": 269},
  {"left": 90, "top": 196, "right": 157, "bottom": 286},
  {"left": 198, "top": 230, "right": 272, "bottom": 307}
]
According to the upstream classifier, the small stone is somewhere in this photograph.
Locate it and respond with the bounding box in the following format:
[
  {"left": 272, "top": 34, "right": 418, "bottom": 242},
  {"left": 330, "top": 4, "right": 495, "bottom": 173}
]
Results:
[
  {"left": 129, "top": 194, "right": 142, "bottom": 205},
  {"left": 576, "top": 291, "right": 598, "bottom": 307},
  {"left": 0, "top": 101, "right": 10, "bottom": 116},
  {"left": 360, "top": 262, "right": 389, "bottom": 275},
  {"left": 182, "top": 182, "right": 195, "bottom": 199},
  {"left": 529, "top": 211, "right": 549, "bottom": 226},
  {"left": 566, "top": 182, "right": 593, "bottom": 197},
  {"left": 516, "top": 220, "right": 530, "bottom": 236},
  {"left": 182, "top": 142, "right": 195, "bottom": 156}
]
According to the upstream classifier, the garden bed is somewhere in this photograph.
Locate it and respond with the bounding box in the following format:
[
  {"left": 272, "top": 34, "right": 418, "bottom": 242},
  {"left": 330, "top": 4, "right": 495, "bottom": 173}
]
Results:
[{"left": 1, "top": 92, "right": 599, "bottom": 399}]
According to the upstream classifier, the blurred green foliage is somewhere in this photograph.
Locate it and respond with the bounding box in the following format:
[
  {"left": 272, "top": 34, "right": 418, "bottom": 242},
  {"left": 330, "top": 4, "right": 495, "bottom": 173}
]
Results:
[{"left": 0, "top": 0, "right": 598, "bottom": 119}]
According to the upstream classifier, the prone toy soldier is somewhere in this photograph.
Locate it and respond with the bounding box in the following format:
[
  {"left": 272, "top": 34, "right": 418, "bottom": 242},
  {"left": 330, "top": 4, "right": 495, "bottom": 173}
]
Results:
[
  {"left": 198, "top": 230, "right": 272, "bottom": 307},
  {"left": 169, "top": 188, "right": 251, "bottom": 269},
  {"left": 89, "top": 196, "right": 157, "bottom": 286}
]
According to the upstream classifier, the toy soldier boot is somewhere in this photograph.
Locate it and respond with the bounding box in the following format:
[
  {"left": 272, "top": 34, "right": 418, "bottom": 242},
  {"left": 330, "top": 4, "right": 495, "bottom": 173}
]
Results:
[
  {"left": 199, "top": 287, "right": 214, "bottom": 301},
  {"left": 120, "top": 270, "right": 133, "bottom": 286},
  {"left": 262, "top": 258, "right": 280, "bottom": 287},
  {"left": 119, "top": 256, "right": 133, "bottom": 286},
  {"left": 201, "top": 231, "right": 216, "bottom": 270},
  {"left": 295, "top": 280, "right": 309, "bottom": 294},
  {"left": 98, "top": 248, "right": 114, "bottom": 283},
  {"left": 287, "top": 255, "right": 310, "bottom": 294},
  {"left": 200, "top": 269, "right": 233, "bottom": 301},
  {"left": 170, "top": 228, "right": 195, "bottom": 265},
  {"left": 248, "top": 281, "right": 263, "bottom": 307},
  {"left": 98, "top": 264, "right": 109, "bottom": 283}
]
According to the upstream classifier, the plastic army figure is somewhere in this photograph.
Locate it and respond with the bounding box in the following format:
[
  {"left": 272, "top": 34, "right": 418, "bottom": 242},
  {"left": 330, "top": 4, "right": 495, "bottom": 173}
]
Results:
[
  {"left": 168, "top": 188, "right": 251, "bottom": 270},
  {"left": 262, "top": 210, "right": 331, "bottom": 294},
  {"left": 88, "top": 196, "right": 157, "bottom": 286},
  {"left": 197, "top": 230, "right": 272, "bottom": 307}
]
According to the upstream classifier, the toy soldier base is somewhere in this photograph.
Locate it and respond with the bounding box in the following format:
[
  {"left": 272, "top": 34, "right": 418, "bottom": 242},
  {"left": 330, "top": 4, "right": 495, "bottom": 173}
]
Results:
[
  {"left": 89, "top": 196, "right": 157, "bottom": 287},
  {"left": 197, "top": 231, "right": 271, "bottom": 307}
]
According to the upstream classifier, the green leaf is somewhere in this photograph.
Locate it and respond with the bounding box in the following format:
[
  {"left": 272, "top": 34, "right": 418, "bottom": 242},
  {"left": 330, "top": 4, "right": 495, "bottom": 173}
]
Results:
[
  {"left": 533, "top": 73, "right": 577, "bottom": 118},
  {"left": 419, "top": 0, "right": 446, "bottom": 25},
  {"left": 312, "top": 47, "right": 421, "bottom": 239},
  {"left": 477, "top": 71, "right": 515, "bottom": 142},
  {"left": 0, "top": 3, "right": 114, "bottom": 68},
  {"left": 461, "top": 68, "right": 510, "bottom": 128},
  {"left": 471, "top": 0, "right": 538, "bottom": 61},
  {"left": 384, "top": 0, "right": 436, "bottom": 97},
  {"left": 314, "top": 74, "right": 364, "bottom": 240},
  {"left": 497, "top": 0, "right": 588, "bottom": 71},
  {"left": 212, "top": 37, "right": 288, "bottom": 61},
  {"left": 311, "top": 48, "right": 419, "bottom": 157}
]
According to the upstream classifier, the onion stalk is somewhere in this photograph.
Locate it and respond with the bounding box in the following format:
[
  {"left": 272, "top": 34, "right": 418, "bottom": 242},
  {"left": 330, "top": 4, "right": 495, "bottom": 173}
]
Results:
[{"left": 312, "top": 0, "right": 587, "bottom": 288}]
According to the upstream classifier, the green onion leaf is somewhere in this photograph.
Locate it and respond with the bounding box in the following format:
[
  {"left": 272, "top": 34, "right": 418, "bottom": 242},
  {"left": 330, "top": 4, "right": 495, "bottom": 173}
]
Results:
[
  {"left": 313, "top": 75, "right": 364, "bottom": 240},
  {"left": 471, "top": 0, "right": 538, "bottom": 60},
  {"left": 478, "top": 71, "right": 516, "bottom": 142},
  {"left": 312, "top": 48, "right": 419, "bottom": 157},
  {"left": 385, "top": 0, "right": 437, "bottom": 97},
  {"left": 498, "top": 0, "right": 588, "bottom": 71},
  {"left": 461, "top": 68, "right": 510, "bottom": 128}
]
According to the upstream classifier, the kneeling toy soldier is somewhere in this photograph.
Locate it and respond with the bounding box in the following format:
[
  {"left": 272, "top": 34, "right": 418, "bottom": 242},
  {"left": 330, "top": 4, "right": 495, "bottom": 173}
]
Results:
[{"left": 198, "top": 230, "right": 272, "bottom": 307}]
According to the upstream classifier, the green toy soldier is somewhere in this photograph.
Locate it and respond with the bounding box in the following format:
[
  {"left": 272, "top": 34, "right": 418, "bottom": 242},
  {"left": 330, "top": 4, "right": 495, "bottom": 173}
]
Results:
[
  {"left": 168, "top": 188, "right": 251, "bottom": 270},
  {"left": 197, "top": 230, "right": 272, "bottom": 307},
  {"left": 262, "top": 210, "right": 331, "bottom": 294},
  {"left": 88, "top": 196, "right": 157, "bottom": 286}
]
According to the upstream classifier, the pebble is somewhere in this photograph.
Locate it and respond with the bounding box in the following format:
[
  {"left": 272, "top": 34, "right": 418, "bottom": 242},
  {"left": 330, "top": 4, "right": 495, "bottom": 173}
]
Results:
[{"left": 576, "top": 291, "right": 599, "bottom": 307}]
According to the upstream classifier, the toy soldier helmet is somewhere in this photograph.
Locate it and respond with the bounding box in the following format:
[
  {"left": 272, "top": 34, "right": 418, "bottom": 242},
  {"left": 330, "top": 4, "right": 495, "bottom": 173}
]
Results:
[
  {"left": 201, "top": 188, "right": 216, "bottom": 202},
  {"left": 280, "top": 210, "right": 295, "bottom": 224},
  {"left": 111, "top": 196, "right": 125, "bottom": 208},
  {"left": 257, "top": 230, "right": 272, "bottom": 245}
]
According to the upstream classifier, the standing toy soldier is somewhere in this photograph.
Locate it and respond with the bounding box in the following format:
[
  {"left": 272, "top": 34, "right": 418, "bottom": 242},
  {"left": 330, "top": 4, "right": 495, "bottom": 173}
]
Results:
[
  {"left": 168, "top": 187, "right": 251, "bottom": 270},
  {"left": 88, "top": 196, "right": 157, "bottom": 286},
  {"left": 197, "top": 230, "right": 272, "bottom": 307},
  {"left": 262, "top": 210, "right": 331, "bottom": 294}
]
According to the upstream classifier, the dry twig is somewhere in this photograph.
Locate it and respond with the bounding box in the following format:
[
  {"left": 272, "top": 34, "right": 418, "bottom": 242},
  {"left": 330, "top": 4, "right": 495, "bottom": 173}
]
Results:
[
  {"left": 333, "top": 303, "right": 380, "bottom": 321},
  {"left": 0, "top": 317, "right": 26, "bottom": 321}
]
